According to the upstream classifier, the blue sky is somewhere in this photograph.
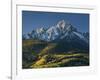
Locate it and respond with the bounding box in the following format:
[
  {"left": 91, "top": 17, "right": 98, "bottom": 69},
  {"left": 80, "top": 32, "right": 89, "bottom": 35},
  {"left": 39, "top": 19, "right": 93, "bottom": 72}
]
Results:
[{"left": 22, "top": 11, "right": 89, "bottom": 34}]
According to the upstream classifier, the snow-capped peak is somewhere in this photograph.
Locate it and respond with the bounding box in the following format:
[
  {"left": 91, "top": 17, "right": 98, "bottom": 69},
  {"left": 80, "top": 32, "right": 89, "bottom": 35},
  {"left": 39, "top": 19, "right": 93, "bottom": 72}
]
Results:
[
  {"left": 56, "top": 20, "right": 66, "bottom": 30},
  {"left": 36, "top": 27, "right": 45, "bottom": 34}
]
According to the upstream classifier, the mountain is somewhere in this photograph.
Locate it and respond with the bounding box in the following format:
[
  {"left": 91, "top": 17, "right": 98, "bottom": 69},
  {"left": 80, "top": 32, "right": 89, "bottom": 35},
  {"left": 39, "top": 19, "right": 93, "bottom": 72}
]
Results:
[
  {"left": 24, "top": 20, "right": 89, "bottom": 54},
  {"left": 26, "top": 20, "right": 89, "bottom": 43}
]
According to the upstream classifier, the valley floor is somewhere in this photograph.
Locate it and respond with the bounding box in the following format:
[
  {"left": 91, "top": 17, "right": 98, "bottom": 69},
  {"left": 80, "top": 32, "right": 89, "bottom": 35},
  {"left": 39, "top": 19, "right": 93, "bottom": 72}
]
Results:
[{"left": 22, "top": 39, "right": 89, "bottom": 69}]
